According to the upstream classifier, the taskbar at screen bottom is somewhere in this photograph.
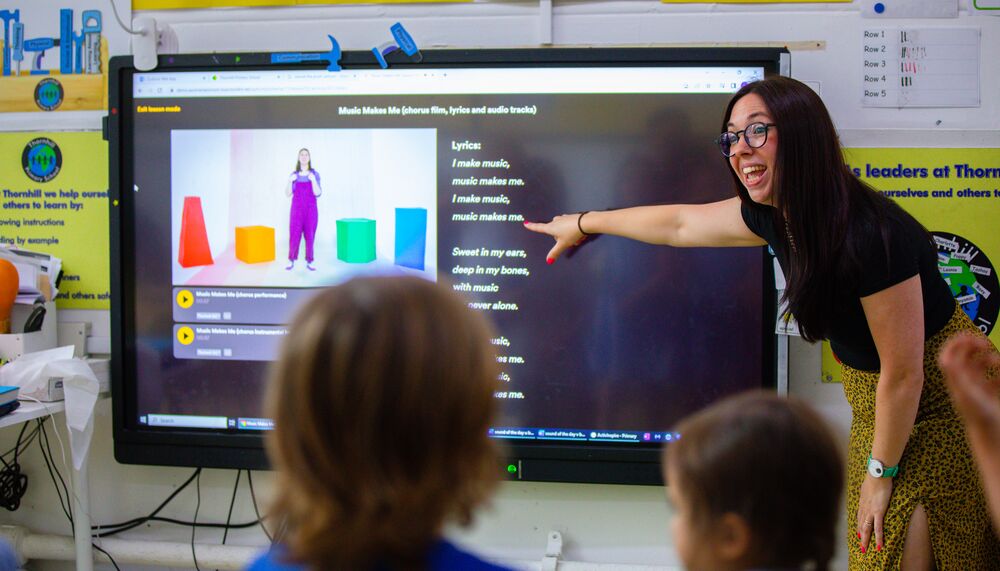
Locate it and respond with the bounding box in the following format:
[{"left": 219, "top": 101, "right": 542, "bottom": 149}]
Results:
[
  {"left": 140, "top": 414, "right": 274, "bottom": 431},
  {"left": 490, "top": 427, "right": 680, "bottom": 443},
  {"left": 138, "top": 414, "right": 680, "bottom": 443}
]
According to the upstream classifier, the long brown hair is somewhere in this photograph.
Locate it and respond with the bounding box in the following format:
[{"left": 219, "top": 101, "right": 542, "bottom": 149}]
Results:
[
  {"left": 265, "top": 276, "right": 501, "bottom": 570},
  {"left": 665, "top": 391, "right": 844, "bottom": 571},
  {"left": 293, "top": 147, "right": 311, "bottom": 172},
  {"left": 724, "top": 76, "right": 927, "bottom": 341}
]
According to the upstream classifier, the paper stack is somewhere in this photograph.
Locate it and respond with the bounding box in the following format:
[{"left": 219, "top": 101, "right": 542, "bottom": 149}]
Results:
[{"left": 0, "top": 247, "right": 62, "bottom": 305}]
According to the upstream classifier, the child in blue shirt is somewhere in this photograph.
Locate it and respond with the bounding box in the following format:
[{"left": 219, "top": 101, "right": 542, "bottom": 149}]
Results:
[{"left": 248, "top": 276, "right": 510, "bottom": 571}]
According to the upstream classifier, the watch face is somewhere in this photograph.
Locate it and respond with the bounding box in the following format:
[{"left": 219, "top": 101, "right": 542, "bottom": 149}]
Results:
[{"left": 867, "top": 459, "right": 884, "bottom": 478}]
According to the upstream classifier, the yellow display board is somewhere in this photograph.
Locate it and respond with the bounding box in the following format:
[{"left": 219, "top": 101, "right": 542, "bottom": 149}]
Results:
[
  {"left": 134, "top": 0, "right": 468, "bottom": 8},
  {"left": 0, "top": 132, "right": 109, "bottom": 310},
  {"left": 821, "top": 148, "right": 1000, "bottom": 383}
]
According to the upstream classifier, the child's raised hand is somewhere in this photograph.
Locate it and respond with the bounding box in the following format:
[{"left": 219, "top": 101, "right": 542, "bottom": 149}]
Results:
[{"left": 939, "top": 333, "right": 1000, "bottom": 434}]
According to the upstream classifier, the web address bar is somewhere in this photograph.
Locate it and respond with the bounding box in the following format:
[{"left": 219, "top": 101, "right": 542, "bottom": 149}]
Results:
[{"left": 138, "top": 84, "right": 353, "bottom": 97}]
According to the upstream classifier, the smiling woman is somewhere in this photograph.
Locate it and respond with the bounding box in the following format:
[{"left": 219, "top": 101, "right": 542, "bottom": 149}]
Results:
[
  {"left": 724, "top": 96, "right": 778, "bottom": 206},
  {"left": 524, "top": 75, "right": 1000, "bottom": 570}
]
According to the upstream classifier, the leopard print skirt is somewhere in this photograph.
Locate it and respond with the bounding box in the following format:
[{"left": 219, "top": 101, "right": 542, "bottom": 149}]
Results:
[{"left": 842, "top": 303, "right": 1000, "bottom": 570}]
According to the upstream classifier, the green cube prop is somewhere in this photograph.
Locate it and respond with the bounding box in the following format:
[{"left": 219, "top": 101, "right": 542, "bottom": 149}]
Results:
[{"left": 336, "top": 218, "right": 377, "bottom": 263}]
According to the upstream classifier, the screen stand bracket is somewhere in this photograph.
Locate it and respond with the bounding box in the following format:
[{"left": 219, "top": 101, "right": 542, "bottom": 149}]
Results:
[{"left": 541, "top": 530, "right": 563, "bottom": 571}]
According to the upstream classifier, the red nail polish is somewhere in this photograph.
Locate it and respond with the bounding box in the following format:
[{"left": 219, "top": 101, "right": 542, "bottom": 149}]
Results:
[
  {"left": 877, "top": 544, "right": 882, "bottom": 552},
  {"left": 546, "top": 258, "right": 554, "bottom": 265},
  {"left": 857, "top": 532, "right": 861, "bottom": 539},
  {"left": 861, "top": 545, "right": 866, "bottom": 554}
]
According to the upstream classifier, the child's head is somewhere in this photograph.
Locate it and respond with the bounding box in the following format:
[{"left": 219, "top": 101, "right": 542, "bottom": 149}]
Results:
[
  {"left": 265, "top": 276, "right": 500, "bottom": 569},
  {"left": 664, "top": 391, "right": 844, "bottom": 571}
]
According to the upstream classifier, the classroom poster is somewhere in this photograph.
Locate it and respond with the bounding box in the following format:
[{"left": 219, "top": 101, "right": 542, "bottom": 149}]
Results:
[
  {"left": 821, "top": 148, "right": 1000, "bottom": 383},
  {"left": 0, "top": 5, "right": 129, "bottom": 112},
  {"left": 0, "top": 132, "right": 109, "bottom": 309}
]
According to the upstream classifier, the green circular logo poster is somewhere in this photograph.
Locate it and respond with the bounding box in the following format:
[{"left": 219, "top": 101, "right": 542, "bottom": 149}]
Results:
[
  {"left": 22, "top": 137, "right": 63, "bottom": 183},
  {"left": 34, "top": 78, "right": 64, "bottom": 111}
]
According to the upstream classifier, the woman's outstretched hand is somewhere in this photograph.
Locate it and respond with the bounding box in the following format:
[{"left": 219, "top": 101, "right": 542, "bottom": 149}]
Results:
[{"left": 523, "top": 214, "right": 589, "bottom": 264}]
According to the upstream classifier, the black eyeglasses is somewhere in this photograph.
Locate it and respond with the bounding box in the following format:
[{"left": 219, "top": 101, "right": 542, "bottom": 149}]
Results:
[{"left": 716, "top": 122, "right": 776, "bottom": 157}]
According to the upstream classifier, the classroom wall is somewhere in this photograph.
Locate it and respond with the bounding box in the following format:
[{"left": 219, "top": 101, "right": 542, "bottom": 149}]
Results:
[{"left": 0, "top": 1, "right": 997, "bottom": 569}]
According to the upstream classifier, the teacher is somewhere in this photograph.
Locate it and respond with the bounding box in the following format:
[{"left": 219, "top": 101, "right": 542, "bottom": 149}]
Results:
[{"left": 525, "top": 76, "right": 999, "bottom": 569}]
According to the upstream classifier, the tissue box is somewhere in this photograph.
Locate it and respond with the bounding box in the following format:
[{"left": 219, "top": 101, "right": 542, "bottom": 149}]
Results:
[
  {"left": 0, "top": 346, "right": 109, "bottom": 403},
  {"left": 25, "top": 377, "right": 64, "bottom": 402},
  {"left": 25, "top": 357, "right": 110, "bottom": 402}
]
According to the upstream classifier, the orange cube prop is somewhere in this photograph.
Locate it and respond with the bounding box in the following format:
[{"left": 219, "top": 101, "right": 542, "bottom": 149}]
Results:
[{"left": 235, "top": 226, "right": 276, "bottom": 264}]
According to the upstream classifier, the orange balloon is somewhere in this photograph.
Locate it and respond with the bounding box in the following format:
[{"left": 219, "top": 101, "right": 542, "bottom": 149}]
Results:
[{"left": 0, "top": 259, "right": 19, "bottom": 334}]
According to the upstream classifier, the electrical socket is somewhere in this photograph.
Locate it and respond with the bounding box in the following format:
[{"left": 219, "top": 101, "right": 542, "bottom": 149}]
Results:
[{"left": 157, "top": 22, "right": 179, "bottom": 54}]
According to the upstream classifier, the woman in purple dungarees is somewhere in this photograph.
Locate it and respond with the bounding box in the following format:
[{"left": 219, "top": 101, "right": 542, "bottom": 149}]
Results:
[{"left": 285, "top": 148, "right": 323, "bottom": 271}]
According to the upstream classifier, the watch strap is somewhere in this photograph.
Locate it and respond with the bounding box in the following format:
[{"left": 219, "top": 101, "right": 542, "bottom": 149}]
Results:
[{"left": 867, "top": 453, "right": 899, "bottom": 478}]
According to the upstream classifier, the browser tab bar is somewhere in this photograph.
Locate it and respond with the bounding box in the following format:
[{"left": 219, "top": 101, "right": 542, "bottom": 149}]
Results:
[{"left": 134, "top": 67, "right": 764, "bottom": 99}]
